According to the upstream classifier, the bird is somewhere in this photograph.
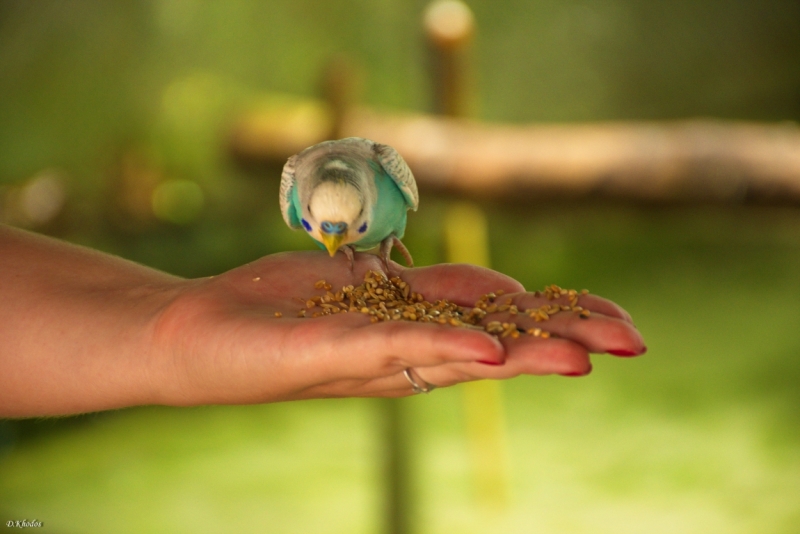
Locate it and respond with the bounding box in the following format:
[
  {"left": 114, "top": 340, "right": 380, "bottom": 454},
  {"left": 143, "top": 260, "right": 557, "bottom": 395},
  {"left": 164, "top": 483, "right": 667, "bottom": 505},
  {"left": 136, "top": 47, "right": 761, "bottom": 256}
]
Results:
[{"left": 280, "top": 137, "right": 418, "bottom": 268}]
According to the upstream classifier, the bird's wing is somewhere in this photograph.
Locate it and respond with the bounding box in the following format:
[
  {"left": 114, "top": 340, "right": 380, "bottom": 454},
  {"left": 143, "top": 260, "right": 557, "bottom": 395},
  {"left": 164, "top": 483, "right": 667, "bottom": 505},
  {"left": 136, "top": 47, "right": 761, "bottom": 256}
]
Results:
[
  {"left": 279, "top": 154, "right": 302, "bottom": 228},
  {"left": 373, "top": 142, "right": 419, "bottom": 211}
]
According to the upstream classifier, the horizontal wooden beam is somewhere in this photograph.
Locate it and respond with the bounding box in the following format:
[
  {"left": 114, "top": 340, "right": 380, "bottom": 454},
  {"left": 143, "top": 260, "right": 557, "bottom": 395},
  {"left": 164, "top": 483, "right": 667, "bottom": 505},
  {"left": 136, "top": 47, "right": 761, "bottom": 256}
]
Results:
[{"left": 229, "top": 104, "right": 800, "bottom": 204}]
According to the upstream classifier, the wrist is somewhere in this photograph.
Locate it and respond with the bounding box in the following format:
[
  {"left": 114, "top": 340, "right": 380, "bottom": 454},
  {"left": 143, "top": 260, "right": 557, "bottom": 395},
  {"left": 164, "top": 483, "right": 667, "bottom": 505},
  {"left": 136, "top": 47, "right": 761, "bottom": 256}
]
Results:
[{"left": 145, "top": 276, "right": 224, "bottom": 408}]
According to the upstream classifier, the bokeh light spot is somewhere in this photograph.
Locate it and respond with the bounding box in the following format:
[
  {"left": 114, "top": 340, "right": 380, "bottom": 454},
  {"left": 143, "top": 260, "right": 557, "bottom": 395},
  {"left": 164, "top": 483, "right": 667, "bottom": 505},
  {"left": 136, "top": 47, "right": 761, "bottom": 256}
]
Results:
[{"left": 151, "top": 179, "right": 204, "bottom": 225}]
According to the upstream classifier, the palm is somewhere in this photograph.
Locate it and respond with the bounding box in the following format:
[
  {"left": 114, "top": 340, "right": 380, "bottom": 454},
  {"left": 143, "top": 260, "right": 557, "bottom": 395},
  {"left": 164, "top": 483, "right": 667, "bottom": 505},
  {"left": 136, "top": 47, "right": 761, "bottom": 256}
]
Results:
[{"left": 156, "top": 251, "right": 645, "bottom": 406}]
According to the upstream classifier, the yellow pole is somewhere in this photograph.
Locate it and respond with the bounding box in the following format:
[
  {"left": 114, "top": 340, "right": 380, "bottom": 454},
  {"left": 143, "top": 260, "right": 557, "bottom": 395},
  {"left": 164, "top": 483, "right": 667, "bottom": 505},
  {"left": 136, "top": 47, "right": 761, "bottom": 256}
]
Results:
[
  {"left": 425, "top": 0, "right": 508, "bottom": 513},
  {"left": 443, "top": 201, "right": 510, "bottom": 509}
]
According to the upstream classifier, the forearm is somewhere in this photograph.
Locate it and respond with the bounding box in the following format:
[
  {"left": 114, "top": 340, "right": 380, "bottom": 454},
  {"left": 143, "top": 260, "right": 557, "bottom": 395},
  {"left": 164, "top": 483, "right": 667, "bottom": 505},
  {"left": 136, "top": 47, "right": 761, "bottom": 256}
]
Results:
[{"left": 0, "top": 225, "right": 183, "bottom": 417}]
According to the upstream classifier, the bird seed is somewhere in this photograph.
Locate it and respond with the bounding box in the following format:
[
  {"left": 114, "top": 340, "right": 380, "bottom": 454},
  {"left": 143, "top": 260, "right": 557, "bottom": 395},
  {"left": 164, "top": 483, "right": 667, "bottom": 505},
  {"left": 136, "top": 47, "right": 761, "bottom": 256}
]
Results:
[{"left": 292, "top": 272, "right": 590, "bottom": 340}]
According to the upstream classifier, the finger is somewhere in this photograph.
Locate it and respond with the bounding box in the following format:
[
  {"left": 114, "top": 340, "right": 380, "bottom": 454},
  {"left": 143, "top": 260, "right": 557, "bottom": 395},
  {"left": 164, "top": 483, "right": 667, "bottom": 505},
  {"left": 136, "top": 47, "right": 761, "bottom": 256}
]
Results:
[
  {"left": 392, "top": 333, "right": 592, "bottom": 395},
  {"left": 343, "top": 319, "right": 506, "bottom": 371},
  {"left": 573, "top": 294, "right": 633, "bottom": 324},
  {"left": 360, "top": 334, "right": 591, "bottom": 396},
  {"left": 298, "top": 333, "right": 592, "bottom": 399},
  {"left": 412, "top": 336, "right": 593, "bottom": 387},
  {"left": 268, "top": 309, "right": 506, "bottom": 394},
  {"left": 400, "top": 263, "right": 525, "bottom": 306},
  {"left": 507, "top": 291, "right": 633, "bottom": 324},
  {"left": 288, "top": 372, "right": 418, "bottom": 400},
  {"left": 478, "top": 309, "right": 645, "bottom": 356},
  {"left": 399, "top": 264, "right": 633, "bottom": 325},
  {"left": 546, "top": 313, "right": 645, "bottom": 355}
]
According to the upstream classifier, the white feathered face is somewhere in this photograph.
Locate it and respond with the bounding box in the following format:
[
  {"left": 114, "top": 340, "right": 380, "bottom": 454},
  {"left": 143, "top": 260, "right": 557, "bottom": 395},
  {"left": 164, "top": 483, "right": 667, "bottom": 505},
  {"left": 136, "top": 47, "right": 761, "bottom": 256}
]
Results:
[{"left": 303, "top": 180, "right": 369, "bottom": 256}]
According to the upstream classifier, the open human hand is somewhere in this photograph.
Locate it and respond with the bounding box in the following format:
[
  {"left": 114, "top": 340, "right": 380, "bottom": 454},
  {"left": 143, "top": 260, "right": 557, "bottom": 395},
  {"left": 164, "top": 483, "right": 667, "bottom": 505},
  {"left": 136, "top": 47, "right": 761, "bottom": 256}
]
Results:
[{"left": 153, "top": 251, "right": 646, "bottom": 406}]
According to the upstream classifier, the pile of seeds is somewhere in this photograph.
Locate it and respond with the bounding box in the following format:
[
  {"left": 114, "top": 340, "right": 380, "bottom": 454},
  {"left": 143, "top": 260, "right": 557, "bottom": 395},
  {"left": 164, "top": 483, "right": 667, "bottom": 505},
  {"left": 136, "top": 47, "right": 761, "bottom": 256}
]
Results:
[{"left": 288, "top": 270, "right": 589, "bottom": 339}]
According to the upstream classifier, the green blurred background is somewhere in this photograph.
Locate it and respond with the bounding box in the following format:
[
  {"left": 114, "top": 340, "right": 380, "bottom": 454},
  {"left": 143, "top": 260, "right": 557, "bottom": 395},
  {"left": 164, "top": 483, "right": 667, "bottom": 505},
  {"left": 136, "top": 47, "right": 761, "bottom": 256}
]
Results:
[{"left": 1, "top": 0, "right": 800, "bottom": 533}]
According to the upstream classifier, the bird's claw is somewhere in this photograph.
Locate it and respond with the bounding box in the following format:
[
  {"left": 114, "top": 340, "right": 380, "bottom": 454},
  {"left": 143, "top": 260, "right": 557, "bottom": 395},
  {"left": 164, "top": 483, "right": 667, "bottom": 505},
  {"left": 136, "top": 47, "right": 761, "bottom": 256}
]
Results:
[
  {"left": 379, "top": 236, "right": 414, "bottom": 271},
  {"left": 340, "top": 239, "right": 413, "bottom": 273},
  {"left": 342, "top": 245, "right": 356, "bottom": 271}
]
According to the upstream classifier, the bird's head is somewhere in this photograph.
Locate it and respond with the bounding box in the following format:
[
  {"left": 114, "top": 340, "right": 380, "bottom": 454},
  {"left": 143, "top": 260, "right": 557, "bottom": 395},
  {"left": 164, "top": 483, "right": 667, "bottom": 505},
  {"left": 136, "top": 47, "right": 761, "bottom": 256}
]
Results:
[{"left": 303, "top": 180, "right": 368, "bottom": 257}]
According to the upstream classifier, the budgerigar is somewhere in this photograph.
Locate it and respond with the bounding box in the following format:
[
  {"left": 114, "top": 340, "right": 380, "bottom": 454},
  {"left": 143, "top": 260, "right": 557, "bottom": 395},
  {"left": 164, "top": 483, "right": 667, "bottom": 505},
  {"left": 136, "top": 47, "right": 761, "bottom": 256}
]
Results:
[{"left": 280, "top": 137, "right": 419, "bottom": 268}]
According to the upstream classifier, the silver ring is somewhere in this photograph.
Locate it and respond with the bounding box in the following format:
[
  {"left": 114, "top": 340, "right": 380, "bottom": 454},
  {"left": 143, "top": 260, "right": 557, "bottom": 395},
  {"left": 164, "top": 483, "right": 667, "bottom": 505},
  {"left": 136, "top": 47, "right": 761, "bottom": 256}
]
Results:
[{"left": 403, "top": 368, "right": 436, "bottom": 394}]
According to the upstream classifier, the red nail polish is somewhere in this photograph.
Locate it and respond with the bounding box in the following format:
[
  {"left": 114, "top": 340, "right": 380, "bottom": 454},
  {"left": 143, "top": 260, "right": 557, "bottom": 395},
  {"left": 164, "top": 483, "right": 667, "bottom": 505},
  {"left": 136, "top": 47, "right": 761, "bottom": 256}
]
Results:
[
  {"left": 561, "top": 366, "right": 592, "bottom": 377},
  {"left": 477, "top": 359, "right": 504, "bottom": 366},
  {"left": 608, "top": 348, "right": 639, "bottom": 357}
]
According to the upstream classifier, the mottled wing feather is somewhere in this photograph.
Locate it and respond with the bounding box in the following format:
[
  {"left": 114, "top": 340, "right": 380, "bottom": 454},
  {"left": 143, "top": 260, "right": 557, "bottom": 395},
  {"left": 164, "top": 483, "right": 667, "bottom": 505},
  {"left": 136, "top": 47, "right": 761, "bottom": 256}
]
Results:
[
  {"left": 373, "top": 142, "right": 419, "bottom": 211},
  {"left": 279, "top": 154, "right": 302, "bottom": 228}
]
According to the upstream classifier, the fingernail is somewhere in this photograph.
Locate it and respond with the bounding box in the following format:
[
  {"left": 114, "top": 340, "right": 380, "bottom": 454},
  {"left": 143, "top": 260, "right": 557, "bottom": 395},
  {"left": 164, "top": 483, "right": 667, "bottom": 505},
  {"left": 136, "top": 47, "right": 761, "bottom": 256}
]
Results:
[
  {"left": 477, "top": 359, "right": 504, "bottom": 366},
  {"left": 561, "top": 365, "right": 592, "bottom": 377},
  {"left": 608, "top": 347, "right": 645, "bottom": 357}
]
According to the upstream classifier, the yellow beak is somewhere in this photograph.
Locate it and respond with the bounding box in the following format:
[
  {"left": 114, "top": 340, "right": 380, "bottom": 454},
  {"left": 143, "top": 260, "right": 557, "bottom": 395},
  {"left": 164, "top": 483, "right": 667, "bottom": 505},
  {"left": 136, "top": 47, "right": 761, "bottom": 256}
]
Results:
[{"left": 321, "top": 233, "right": 345, "bottom": 257}]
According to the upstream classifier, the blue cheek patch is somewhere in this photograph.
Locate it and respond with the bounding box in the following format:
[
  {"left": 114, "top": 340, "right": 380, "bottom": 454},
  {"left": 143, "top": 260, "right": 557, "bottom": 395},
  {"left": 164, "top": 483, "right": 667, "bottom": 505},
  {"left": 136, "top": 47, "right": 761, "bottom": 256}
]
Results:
[
  {"left": 301, "top": 219, "right": 312, "bottom": 232},
  {"left": 358, "top": 222, "right": 368, "bottom": 234}
]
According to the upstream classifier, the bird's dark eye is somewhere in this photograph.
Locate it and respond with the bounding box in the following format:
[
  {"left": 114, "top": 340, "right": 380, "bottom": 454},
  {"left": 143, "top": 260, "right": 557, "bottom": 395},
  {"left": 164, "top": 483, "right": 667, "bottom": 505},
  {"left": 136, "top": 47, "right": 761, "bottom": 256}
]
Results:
[
  {"left": 301, "top": 219, "right": 312, "bottom": 232},
  {"left": 358, "top": 222, "right": 368, "bottom": 233}
]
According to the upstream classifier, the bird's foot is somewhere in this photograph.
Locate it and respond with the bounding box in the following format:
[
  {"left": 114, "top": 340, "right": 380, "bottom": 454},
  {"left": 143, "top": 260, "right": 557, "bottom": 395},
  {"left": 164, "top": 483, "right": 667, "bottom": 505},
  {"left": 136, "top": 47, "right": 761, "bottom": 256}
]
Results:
[
  {"left": 379, "top": 236, "right": 414, "bottom": 271},
  {"left": 342, "top": 245, "right": 356, "bottom": 271}
]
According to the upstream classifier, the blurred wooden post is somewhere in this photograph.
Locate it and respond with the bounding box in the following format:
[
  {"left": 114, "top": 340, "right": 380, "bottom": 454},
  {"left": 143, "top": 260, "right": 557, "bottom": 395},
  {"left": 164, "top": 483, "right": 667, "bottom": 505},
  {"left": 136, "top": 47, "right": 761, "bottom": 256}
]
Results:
[
  {"left": 426, "top": 0, "right": 510, "bottom": 511},
  {"left": 381, "top": 397, "right": 411, "bottom": 534},
  {"left": 424, "top": 0, "right": 475, "bottom": 117},
  {"left": 379, "top": 5, "right": 487, "bottom": 531},
  {"left": 320, "top": 55, "right": 362, "bottom": 140},
  {"left": 320, "top": 54, "right": 414, "bottom": 534}
]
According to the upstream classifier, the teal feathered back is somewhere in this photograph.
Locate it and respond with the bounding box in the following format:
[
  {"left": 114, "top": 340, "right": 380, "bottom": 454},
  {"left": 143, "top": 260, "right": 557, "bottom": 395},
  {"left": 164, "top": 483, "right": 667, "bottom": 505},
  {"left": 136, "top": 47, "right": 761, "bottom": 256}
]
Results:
[{"left": 351, "top": 162, "right": 408, "bottom": 250}]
